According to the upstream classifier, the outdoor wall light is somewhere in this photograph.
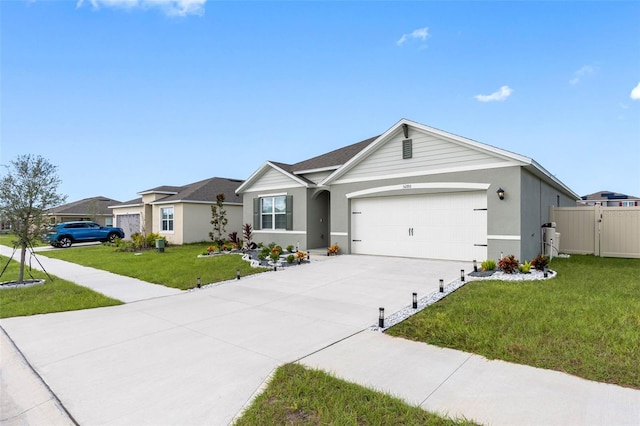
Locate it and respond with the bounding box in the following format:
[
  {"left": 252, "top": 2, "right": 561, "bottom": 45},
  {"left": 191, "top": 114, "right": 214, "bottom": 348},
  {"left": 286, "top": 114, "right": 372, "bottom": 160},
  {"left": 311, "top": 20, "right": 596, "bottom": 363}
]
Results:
[
  {"left": 379, "top": 307, "right": 385, "bottom": 328},
  {"left": 497, "top": 188, "right": 505, "bottom": 200},
  {"left": 412, "top": 292, "right": 418, "bottom": 309},
  {"left": 439, "top": 279, "right": 444, "bottom": 293},
  {"left": 460, "top": 269, "right": 465, "bottom": 282},
  {"left": 197, "top": 277, "right": 201, "bottom": 288}
]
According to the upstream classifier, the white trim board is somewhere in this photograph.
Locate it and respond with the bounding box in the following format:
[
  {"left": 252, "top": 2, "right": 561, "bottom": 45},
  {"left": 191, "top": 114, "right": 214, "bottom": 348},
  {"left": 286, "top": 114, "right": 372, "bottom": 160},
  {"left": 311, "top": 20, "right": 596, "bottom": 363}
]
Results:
[
  {"left": 346, "top": 182, "right": 491, "bottom": 199},
  {"left": 487, "top": 235, "right": 521, "bottom": 241}
]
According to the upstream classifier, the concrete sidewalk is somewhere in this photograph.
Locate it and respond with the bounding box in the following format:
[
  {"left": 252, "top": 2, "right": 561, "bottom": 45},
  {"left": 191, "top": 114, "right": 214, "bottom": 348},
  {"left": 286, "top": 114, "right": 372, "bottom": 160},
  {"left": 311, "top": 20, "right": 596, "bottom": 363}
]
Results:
[
  {"left": 0, "top": 245, "right": 181, "bottom": 302},
  {"left": 299, "top": 331, "right": 640, "bottom": 426},
  {"left": 1, "top": 251, "right": 638, "bottom": 425}
]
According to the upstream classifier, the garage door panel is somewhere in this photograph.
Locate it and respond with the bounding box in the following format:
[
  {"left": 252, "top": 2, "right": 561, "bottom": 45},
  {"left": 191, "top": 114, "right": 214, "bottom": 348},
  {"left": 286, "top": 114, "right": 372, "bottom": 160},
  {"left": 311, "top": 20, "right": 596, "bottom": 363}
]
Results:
[
  {"left": 351, "top": 191, "right": 487, "bottom": 261},
  {"left": 116, "top": 214, "right": 141, "bottom": 239}
]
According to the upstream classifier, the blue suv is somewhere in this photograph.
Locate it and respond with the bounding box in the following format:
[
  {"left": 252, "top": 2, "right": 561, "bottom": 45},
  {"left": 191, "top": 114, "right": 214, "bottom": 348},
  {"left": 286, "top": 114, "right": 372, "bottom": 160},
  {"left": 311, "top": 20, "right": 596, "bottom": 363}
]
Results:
[{"left": 45, "top": 221, "right": 125, "bottom": 248}]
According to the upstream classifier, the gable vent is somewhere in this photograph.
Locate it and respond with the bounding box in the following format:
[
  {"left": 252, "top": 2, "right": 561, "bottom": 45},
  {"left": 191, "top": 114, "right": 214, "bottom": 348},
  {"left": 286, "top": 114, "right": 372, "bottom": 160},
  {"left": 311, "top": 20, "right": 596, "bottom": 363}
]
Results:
[{"left": 402, "top": 139, "right": 413, "bottom": 159}]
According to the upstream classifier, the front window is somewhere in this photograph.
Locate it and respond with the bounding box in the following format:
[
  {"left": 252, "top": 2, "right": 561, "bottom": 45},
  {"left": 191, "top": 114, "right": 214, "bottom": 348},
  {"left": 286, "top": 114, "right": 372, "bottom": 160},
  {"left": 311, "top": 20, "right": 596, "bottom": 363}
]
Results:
[
  {"left": 161, "top": 207, "right": 174, "bottom": 232},
  {"left": 261, "top": 196, "right": 286, "bottom": 229}
]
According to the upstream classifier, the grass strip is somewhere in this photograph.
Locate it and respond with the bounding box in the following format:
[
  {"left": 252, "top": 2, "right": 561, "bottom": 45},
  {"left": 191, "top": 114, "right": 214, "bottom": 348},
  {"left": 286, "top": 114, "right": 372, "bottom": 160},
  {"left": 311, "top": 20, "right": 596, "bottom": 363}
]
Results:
[
  {"left": 234, "top": 363, "right": 476, "bottom": 426},
  {"left": 39, "top": 243, "right": 267, "bottom": 290},
  {"left": 0, "top": 255, "right": 122, "bottom": 318},
  {"left": 0, "top": 233, "right": 47, "bottom": 248},
  {"left": 387, "top": 255, "right": 640, "bottom": 389}
]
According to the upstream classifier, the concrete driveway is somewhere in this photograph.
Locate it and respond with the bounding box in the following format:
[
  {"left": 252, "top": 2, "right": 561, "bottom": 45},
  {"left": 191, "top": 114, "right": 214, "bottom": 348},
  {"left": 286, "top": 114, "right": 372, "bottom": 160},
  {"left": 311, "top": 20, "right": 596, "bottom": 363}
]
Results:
[{"left": 1, "top": 255, "right": 471, "bottom": 425}]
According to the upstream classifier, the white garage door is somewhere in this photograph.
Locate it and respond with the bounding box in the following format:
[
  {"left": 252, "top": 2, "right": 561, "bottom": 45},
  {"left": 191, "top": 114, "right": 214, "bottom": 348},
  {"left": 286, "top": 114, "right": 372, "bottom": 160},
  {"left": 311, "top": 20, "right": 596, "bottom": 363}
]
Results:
[
  {"left": 350, "top": 191, "right": 487, "bottom": 261},
  {"left": 116, "top": 214, "right": 141, "bottom": 239}
]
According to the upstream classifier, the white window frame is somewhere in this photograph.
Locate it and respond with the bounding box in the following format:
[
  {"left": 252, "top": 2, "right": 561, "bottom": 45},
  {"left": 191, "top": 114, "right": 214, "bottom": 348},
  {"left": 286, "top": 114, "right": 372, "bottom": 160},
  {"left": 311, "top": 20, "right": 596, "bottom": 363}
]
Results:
[
  {"left": 261, "top": 196, "right": 287, "bottom": 230},
  {"left": 160, "top": 206, "right": 174, "bottom": 233}
]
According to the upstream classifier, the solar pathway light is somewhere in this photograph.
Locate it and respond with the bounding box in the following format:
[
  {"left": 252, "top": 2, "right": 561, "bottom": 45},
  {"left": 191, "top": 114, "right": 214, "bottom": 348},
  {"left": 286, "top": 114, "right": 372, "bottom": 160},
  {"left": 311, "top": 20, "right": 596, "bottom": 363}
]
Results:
[
  {"left": 378, "top": 307, "right": 385, "bottom": 328},
  {"left": 461, "top": 269, "right": 465, "bottom": 282},
  {"left": 412, "top": 292, "right": 418, "bottom": 309},
  {"left": 439, "top": 279, "right": 444, "bottom": 293},
  {"left": 197, "top": 277, "right": 201, "bottom": 288},
  {"left": 473, "top": 259, "right": 478, "bottom": 272},
  {"left": 236, "top": 269, "right": 240, "bottom": 280}
]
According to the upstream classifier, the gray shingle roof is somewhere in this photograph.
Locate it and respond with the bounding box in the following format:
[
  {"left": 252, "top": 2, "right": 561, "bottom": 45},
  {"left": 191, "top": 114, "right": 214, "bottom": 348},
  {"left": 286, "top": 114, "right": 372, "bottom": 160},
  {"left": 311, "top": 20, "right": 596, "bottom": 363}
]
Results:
[
  {"left": 150, "top": 177, "right": 244, "bottom": 204},
  {"left": 290, "top": 136, "right": 379, "bottom": 172},
  {"left": 139, "top": 185, "right": 183, "bottom": 194},
  {"left": 50, "top": 196, "right": 121, "bottom": 216}
]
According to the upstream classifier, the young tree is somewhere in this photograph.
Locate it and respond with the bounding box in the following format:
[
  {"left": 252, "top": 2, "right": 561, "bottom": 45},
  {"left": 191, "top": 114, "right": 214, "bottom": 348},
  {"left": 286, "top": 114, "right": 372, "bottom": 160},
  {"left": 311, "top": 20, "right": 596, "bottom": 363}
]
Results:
[
  {"left": 209, "top": 193, "right": 228, "bottom": 245},
  {"left": 0, "top": 155, "right": 66, "bottom": 283}
]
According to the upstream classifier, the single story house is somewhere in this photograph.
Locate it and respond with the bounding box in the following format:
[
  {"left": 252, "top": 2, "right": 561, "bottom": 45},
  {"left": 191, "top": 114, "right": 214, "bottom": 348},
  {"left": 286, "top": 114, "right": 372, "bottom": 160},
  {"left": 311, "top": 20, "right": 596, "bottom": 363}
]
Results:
[
  {"left": 578, "top": 191, "right": 639, "bottom": 207},
  {"left": 110, "top": 177, "right": 244, "bottom": 244},
  {"left": 47, "top": 196, "right": 121, "bottom": 226},
  {"left": 236, "top": 118, "right": 580, "bottom": 262}
]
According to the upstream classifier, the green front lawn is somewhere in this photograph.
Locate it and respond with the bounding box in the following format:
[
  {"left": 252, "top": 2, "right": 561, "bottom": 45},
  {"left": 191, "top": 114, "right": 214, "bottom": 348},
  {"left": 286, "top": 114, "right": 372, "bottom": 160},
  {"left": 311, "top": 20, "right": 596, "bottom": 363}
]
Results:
[
  {"left": 39, "top": 243, "right": 267, "bottom": 290},
  {"left": 0, "top": 256, "right": 122, "bottom": 318},
  {"left": 387, "top": 255, "right": 640, "bottom": 389},
  {"left": 0, "top": 233, "right": 47, "bottom": 248},
  {"left": 234, "top": 363, "right": 475, "bottom": 426}
]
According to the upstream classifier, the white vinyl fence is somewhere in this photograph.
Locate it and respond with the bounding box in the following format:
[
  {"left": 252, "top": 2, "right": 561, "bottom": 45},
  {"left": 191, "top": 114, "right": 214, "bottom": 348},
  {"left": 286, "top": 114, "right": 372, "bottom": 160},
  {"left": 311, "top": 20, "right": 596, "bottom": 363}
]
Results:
[{"left": 550, "top": 206, "right": 640, "bottom": 259}]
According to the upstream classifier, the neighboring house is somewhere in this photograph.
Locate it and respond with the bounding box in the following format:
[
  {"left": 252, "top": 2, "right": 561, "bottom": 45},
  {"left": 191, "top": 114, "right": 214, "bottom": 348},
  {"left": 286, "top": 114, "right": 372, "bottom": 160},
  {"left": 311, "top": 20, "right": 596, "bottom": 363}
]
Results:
[
  {"left": 110, "top": 177, "right": 244, "bottom": 244},
  {"left": 47, "top": 196, "right": 121, "bottom": 226},
  {"left": 236, "top": 118, "right": 580, "bottom": 262},
  {"left": 578, "top": 191, "right": 639, "bottom": 207}
]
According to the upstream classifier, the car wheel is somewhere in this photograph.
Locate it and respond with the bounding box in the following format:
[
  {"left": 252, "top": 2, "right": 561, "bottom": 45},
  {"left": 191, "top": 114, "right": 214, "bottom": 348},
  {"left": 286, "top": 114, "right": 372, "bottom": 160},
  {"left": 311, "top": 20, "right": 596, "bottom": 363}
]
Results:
[
  {"left": 59, "top": 237, "right": 72, "bottom": 248},
  {"left": 107, "top": 233, "right": 118, "bottom": 243}
]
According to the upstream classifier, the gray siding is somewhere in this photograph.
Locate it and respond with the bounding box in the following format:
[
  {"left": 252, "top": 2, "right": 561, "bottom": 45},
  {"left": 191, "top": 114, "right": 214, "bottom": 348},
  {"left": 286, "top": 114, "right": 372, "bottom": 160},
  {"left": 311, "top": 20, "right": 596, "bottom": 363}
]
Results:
[
  {"left": 335, "top": 131, "right": 511, "bottom": 183},
  {"left": 243, "top": 167, "right": 303, "bottom": 192},
  {"left": 242, "top": 186, "right": 308, "bottom": 249},
  {"left": 301, "top": 170, "right": 333, "bottom": 185},
  {"left": 330, "top": 166, "right": 523, "bottom": 260},
  {"left": 520, "top": 169, "right": 577, "bottom": 261}
]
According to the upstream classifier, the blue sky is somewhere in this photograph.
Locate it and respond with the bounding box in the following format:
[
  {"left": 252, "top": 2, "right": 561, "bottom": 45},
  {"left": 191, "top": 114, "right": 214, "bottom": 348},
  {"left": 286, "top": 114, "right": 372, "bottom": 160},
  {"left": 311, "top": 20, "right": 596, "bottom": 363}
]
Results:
[{"left": 2, "top": 0, "right": 639, "bottom": 204}]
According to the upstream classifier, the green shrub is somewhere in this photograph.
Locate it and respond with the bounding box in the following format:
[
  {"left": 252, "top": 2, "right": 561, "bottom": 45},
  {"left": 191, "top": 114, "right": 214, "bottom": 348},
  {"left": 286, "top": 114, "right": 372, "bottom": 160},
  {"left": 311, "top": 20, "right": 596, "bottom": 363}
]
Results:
[
  {"left": 498, "top": 255, "right": 519, "bottom": 274},
  {"left": 286, "top": 254, "right": 295, "bottom": 264},
  {"left": 260, "top": 246, "right": 270, "bottom": 258},
  {"left": 130, "top": 232, "right": 166, "bottom": 249},
  {"left": 113, "top": 239, "right": 134, "bottom": 252},
  {"left": 518, "top": 261, "right": 532, "bottom": 274},
  {"left": 481, "top": 259, "right": 497, "bottom": 271},
  {"left": 286, "top": 244, "right": 295, "bottom": 253}
]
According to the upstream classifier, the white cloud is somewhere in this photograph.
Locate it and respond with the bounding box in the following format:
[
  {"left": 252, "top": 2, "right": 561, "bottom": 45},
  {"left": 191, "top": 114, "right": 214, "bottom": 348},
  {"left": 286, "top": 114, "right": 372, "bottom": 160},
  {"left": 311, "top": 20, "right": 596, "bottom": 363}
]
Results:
[
  {"left": 474, "top": 85, "right": 513, "bottom": 102},
  {"left": 76, "top": 0, "right": 206, "bottom": 16},
  {"left": 631, "top": 82, "right": 640, "bottom": 100},
  {"left": 397, "top": 27, "right": 430, "bottom": 46},
  {"left": 569, "top": 65, "right": 594, "bottom": 85}
]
